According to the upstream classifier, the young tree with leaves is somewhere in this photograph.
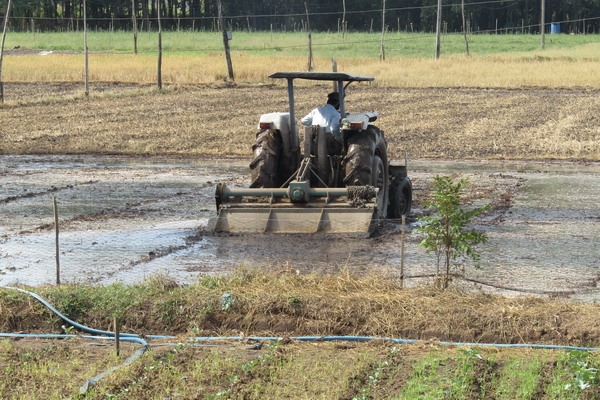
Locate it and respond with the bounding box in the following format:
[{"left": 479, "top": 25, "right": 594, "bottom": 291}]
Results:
[{"left": 416, "top": 175, "right": 489, "bottom": 288}]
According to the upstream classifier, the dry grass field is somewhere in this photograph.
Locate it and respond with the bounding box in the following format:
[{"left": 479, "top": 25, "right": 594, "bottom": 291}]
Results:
[
  {"left": 3, "top": 37, "right": 600, "bottom": 160},
  {"left": 2, "top": 81, "right": 600, "bottom": 161}
]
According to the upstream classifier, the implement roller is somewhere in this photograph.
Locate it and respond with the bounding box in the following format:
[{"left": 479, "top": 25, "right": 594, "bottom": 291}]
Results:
[{"left": 214, "top": 181, "right": 379, "bottom": 234}]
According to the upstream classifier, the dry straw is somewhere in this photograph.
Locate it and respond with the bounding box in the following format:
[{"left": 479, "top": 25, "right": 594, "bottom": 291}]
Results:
[{"left": 4, "top": 48, "right": 600, "bottom": 88}]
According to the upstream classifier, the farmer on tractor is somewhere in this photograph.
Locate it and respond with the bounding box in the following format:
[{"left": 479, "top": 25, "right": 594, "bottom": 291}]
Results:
[{"left": 301, "top": 91, "right": 342, "bottom": 154}]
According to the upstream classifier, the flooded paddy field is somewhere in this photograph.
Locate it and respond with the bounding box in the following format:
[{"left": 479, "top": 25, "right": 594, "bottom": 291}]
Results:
[{"left": 1, "top": 155, "right": 599, "bottom": 301}]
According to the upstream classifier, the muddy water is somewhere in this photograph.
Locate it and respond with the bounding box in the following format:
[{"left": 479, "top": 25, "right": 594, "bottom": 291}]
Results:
[
  {"left": 459, "top": 162, "right": 600, "bottom": 301},
  {"left": 1, "top": 156, "right": 599, "bottom": 301}
]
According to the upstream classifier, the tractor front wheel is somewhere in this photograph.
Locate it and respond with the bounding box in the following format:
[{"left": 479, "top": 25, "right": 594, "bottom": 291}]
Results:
[{"left": 388, "top": 176, "right": 412, "bottom": 218}]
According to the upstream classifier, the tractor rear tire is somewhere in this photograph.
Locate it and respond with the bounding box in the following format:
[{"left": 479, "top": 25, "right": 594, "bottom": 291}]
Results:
[
  {"left": 249, "top": 129, "right": 282, "bottom": 188},
  {"left": 343, "top": 129, "right": 388, "bottom": 218},
  {"left": 388, "top": 176, "right": 412, "bottom": 218}
]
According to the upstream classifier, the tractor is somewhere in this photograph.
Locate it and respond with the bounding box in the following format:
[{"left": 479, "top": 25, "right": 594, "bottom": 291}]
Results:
[{"left": 213, "top": 72, "right": 412, "bottom": 236}]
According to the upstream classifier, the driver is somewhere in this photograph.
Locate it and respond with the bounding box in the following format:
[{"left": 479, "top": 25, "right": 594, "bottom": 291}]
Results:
[
  {"left": 300, "top": 92, "right": 342, "bottom": 154},
  {"left": 300, "top": 92, "right": 341, "bottom": 142}
]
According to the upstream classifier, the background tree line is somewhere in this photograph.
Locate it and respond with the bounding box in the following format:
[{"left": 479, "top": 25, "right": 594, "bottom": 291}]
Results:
[{"left": 1, "top": 0, "right": 600, "bottom": 34}]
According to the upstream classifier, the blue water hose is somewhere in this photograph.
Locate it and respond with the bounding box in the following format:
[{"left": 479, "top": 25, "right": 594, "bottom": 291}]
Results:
[
  {"left": 5, "top": 286, "right": 142, "bottom": 338},
  {"left": 4, "top": 286, "right": 600, "bottom": 351},
  {"left": 0, "top": 332, "right": 147, "bottom": 346},
  {"left": 1, "top": 286, "right": 151, "bottom": 394}
]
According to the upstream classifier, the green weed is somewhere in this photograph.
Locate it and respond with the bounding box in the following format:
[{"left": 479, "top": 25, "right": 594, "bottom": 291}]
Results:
[
  {"left": 494, "top": 355, "right": 543, "bottom": 399},
  {"left": 398, "top": 352, "right": 449, "bottom": 399},
  {"left": 5, "top": 31, "right": 600, "bottom": 60}
]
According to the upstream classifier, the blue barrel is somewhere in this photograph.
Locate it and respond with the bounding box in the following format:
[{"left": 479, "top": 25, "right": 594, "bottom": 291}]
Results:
[{"left": 550, "top": 23, "right": 560, "bottom": 34}]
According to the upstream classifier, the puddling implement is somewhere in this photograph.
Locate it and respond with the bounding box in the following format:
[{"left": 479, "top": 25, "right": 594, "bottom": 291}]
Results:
[{"left": 213, "top": 182, "right": 379, "bottom": 235}]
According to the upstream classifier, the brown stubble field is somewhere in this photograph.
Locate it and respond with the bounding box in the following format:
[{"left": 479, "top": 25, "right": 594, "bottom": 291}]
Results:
[{"left": 2, "top": 81, "right": 600, "bottom": 161}]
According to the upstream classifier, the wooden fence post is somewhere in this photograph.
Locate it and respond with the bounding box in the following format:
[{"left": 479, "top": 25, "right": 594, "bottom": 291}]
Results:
[{"left": 54, "top": 196, "right": 60, "bottom": 285}]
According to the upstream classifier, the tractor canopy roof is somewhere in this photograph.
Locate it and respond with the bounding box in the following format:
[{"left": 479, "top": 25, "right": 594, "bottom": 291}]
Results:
[
  {"left": 268, "top": 72, "right": 374, "bottom": 132},
  {"left": 269, "top": 72, "right": 374, "bottom": 82}
]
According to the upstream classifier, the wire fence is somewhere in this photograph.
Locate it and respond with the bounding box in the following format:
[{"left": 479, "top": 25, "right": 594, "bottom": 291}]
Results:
[
  {"left": 3, "top": 0, "right": 600, "bottom": 35},
  {"left": 4, "top": 14, "right": 600, "bottom": 34}
]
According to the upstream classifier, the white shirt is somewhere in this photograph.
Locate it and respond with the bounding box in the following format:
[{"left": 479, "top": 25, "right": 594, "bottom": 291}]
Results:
[{"left": 301, "top": 104, "right": 341, "bottom": 136}]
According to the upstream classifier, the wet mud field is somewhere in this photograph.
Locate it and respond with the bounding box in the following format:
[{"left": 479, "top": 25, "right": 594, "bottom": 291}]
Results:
[{"left": 1, "top": 155, "right": 599, "bottom": 301}]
